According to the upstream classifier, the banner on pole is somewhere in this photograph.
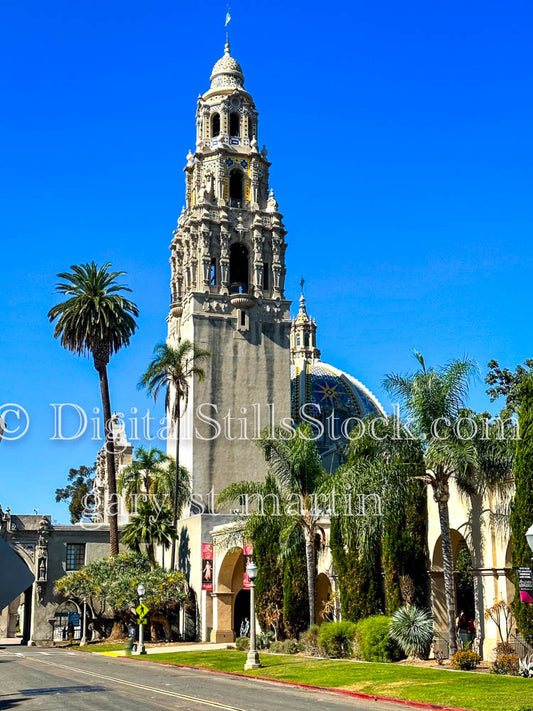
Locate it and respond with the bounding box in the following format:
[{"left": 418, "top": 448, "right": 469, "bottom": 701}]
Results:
[
  {"left": 202, "top": 543, "right": 214, "bottom": 591},
  {"left": 243, "top": 541, "right": 253, "bottom": 590}
]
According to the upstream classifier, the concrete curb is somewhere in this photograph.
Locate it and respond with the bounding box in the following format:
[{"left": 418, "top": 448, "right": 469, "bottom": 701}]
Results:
[{"left": 113, "top": 653, "right": 472, "bottom": 711}]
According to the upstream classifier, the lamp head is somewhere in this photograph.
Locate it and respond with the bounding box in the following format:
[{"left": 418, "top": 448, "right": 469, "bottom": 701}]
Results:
[
  {"left": 246, "top": 561, "right": 258, "bottom": 580},
  {"left": 137, "top": 583, "right": 146, "bottom": 597},
  {"left": 526, "top": 524, "right": 533, "bottom": 554}
]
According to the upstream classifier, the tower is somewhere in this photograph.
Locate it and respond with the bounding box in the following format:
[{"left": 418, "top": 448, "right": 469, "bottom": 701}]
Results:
[{"left": 168, "top": 40, "right": 291, "bottom": 506}]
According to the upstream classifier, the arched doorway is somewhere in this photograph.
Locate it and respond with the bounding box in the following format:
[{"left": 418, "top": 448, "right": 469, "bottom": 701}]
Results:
[
  {"left": 229, "top": 169, "right": 243, "bottom": 205},
  {"left": 214, "top": 547, "right": 245, "bottom": 643},
  {"left": 316, "top": 573, "right": 333, "bottom": 623},
  {"left": 234, "top": 589, "right": 250, "bottom": 638}
]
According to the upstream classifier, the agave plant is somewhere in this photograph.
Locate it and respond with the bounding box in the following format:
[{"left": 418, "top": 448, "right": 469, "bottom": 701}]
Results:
[
  {"left": 389, "top": 605, "right": 434, "bottom": 661},
  {"left": 519, "top": 654, "right": 533, "bottom": 678}
]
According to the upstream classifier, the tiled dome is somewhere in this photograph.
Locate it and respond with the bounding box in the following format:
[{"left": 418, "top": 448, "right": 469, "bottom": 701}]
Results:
[
  {"left": 291, "top": 361, "right": 384, "bottom": 472},
  {"left": 210, "top": 41, "right": 244, "bottom": 89}
]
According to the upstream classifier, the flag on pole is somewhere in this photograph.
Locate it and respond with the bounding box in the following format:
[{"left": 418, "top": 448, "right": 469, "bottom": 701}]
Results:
[{"left": 225, "top": 6, "right": 231, "bottom": 26}]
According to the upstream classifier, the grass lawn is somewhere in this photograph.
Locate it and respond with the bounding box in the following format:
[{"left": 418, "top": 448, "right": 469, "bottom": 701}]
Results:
[
  {"left": 76, "top": 642, "right": 128, "bottom": 653},
  {"left": 136, "top": 650, "right": 533, "bottom": 711}
]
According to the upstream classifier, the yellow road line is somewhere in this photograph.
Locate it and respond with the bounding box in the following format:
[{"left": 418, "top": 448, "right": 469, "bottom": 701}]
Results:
[{"left": 23, "top": 655, "right": 247, "bottom": 711}]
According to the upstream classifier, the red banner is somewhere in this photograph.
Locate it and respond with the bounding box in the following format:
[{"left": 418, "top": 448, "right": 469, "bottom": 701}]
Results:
[
  {"left": 202, "top": 543, "right": 214, "bottom": 591},
  {"left": 243, "top": 541, "right": 253, "bottom": 590}
]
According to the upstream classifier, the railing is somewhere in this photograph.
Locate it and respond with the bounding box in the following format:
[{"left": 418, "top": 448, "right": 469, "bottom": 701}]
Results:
[
  {"left": 229, "top": 198, "right": 242, "bottom": 208},
  {"left": 229, "top": 282, "right": 249, "bottom": 295},
  {"left": 510, "top": 633, "right": 533, "bottom": 658}
]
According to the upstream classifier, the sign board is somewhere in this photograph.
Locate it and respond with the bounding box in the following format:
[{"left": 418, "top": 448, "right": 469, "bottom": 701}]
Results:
[
  {"left": 0, "top": 537, "right": 35, "bottom": 610},
  {"left": 135, "top": 602, "right": 149, "bottom": 618},
  {"left": 518, "top": 567, "right": 533, "bottom": 604},
  {"left": 202, "top": 543, "right": 214, "bottom": 591}
]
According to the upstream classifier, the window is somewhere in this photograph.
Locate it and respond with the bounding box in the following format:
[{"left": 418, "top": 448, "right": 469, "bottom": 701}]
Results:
[
  {"left": 229, "top": 169, "right": 243, "bottom": 203},
  {"left": 248, "top": 117, "right": 254, "bottom": 139},
  {"left": 66, "top": 543, "right": 85, "bottom": 571},
  {"left": 240, "top": 310, "right": 246, "bottom": 327},
  {"left": 229, "top": 112, "right": 240, "bottom": 137},
  {"left": 229, "top": 243, "right": 249, "bottom": 292},
  {"left": 211, "top": 113, "right": 220, "bottom": 137},
  {"left": 210, "top": 258, "right": 217, "bottom": 285},
  {"left": 263, "top": 263, "right": 269, "bottom": 290},
  {"left": 296, "top": 334, "right": 301, "bottom": 346}
]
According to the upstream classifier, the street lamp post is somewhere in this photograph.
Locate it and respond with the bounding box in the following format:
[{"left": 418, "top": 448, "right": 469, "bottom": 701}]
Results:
[
  {"left": 244, "top": 561, "right": 261, "bottom": 670},
  {"left": 136, "top": 583, "right": 147, "bottom": 655}
]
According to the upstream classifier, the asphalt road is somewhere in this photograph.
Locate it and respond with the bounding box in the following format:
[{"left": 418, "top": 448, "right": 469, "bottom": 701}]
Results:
[{"left": 0, "top": 644, "right": 421, "bottom": 711}]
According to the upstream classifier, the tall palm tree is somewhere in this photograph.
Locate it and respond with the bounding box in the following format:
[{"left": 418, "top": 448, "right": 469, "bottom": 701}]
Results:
[
  {"left": 217, "top": 423, "right": 327, "bottom": 626},
  {"left": 139, "top": 341, "right": 210, "bottom": 570},
  {"left": 121, "top": 499, "right": 176, "bottom": 569},
  {"left": 383, "top": 352, "right": 479, "bottom": 655},
  {"left": 48, "top": 262, "right": 138, "bottom": 555}
]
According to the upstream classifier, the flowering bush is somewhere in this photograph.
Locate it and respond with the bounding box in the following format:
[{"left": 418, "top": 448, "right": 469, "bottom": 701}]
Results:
[{"left": 451, "top": 650, "right": 481, "bottom": 670}]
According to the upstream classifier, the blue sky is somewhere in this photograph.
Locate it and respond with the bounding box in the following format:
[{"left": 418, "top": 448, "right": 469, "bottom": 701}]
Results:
[{"left": 1, "top": 0, "right": 532, "bottom": 521}]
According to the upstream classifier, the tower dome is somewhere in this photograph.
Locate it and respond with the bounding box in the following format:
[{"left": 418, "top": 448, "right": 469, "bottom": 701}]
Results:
[{"left": 210, "top": 40, "right": 244, "bottom": 90}]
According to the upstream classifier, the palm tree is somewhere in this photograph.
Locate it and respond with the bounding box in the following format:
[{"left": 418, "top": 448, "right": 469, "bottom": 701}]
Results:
[
  {"left": 48, "top": 262, "right": 138, "bottom": 555},
  {"left": 383, "top": 352, "right": 479, "bottom": 655},
  {"left": 217, "top": 423, "right": 327, "bottom": 627},
  {"left": 118, "top": 446, "right": 169, "bottom": 510},
  {"left": 139, "top": 341, "right": 210, "bottom": 570},
  {"left": 121, "top": 500, "right": 176, "bottom": 569}
]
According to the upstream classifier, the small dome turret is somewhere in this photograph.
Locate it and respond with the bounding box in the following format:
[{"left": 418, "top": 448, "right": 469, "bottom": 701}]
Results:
[{"left": 210, "top": 40, "right": 244, "bottom": 90}]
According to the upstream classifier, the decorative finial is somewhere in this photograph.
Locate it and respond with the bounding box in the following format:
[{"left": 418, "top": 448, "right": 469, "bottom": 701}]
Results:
[
  {"left": 300, "top": 277, "right": 305, "bottom": 295},
  {"left": 225, "top": 6, "right": 231, "bottom": 54}
]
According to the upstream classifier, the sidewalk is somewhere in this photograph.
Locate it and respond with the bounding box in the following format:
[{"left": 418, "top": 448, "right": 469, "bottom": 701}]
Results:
[{"left": 103, "top": 641, "right": 230, "bottom": 656}]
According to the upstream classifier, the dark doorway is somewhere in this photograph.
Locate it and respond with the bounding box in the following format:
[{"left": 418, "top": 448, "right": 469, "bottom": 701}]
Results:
[
  {"left": 212, "top": 113, "right": 220, "bottom": 137},
  {"left": 229, "top": 244, "right": 249, "bottom": 293},
  {"left": 21, "top": 585, "right": 32, "bottom": 645},
  {"left": 233, "top": 589, "right": 250, "bottom": 638},
  {"left": 455, "top": 546, "right": 475, "bottom": 619}
]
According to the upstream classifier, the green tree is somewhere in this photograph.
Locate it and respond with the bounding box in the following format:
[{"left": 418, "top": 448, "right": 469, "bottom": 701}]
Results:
[
  {"left": 383, "top": 352, "right": 479, "bottom": 655},
  {"left": 139, "top": 341, "right": 209, "bottom": 570},
  {"left": 55, "top": 552, "right": 187, "bottom": 637},
  {"left": 48, "top": 263, "right": 138, "bottom": 555},
  {"left": 217, "top": 423, "right": 327, "bottom": 627},
  {"left": 55, "top": 463, "right": 95, "bottom": 523},
  {"left": 486, "top": 359, "right": 533, "bottom": 416},
  {"left": 121, "top": 500, "right": 177, "bottom": 568},
  {"left": 510, "top": 374, "right": 533, "bottom": 643}
]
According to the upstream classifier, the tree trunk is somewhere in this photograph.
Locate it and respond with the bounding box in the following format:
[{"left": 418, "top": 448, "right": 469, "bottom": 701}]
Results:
[
  {"left": 108, "top": 620, "right": 125, "bottom": 640},
  {"left": 147, "top": 543, "right": 156, "bottom": 569},
  {"left": 437, "top": 498, "right": 457, "bottom": 656},
  {"left": 96, "top": 362, "right": 119, "bottom": 556},
  {"left": 304, "top": 528, "right": 316, "bottom": 627},
  {"left": 170, "top": 398, "right": 181, "bottom": 570}
]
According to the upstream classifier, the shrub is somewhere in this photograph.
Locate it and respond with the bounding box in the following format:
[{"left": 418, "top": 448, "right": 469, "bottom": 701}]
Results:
[
  {"left": 300, "top": 624, "right": 321, "bottom": 656},
  {"left": 519, "top": 654, "right": 533, "bottom": 678},
  {"left": 451, "top": 650, "right": 481, "bottom": 670},
  {"left": 280, "top": 638, "right": 301, "bottom": 654},
  {"left": 495, "top": 641, "right": 515, "bottom": 657},
  {"left": 355, "top": 616, "right": 402, "bottom": 663},
  {"left": 319, "top": 621, "right": 357, "bottom": 659},
  {"left": 268, "top": 640, "right": 283, "bottom": 654},
  {"left": 389, "top": 605, "right": 434, "bottom": 660},
  {"left": 235, "top": 636, "right": 249, "bottom": 651},
  {"left": 491, "top": 653, "right": 519, "bottom": 676},
  {"left": 257, "top": 630, "right": 274, "bottom": 650}
]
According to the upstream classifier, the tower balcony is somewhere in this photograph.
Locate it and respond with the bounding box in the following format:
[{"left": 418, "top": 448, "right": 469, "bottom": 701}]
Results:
[{"left": 229, "top": 282, "right": 255, "bottom": 309}]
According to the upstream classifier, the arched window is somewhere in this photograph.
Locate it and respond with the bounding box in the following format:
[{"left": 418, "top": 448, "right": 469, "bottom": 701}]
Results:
[
  {"left": 229, "top": 243, "right": 249, "bottom": 293},
  {"left": 229, "top": 169, "right": 243, "bottom": 204},
  {"left": 211, "top": 113, "right": 220, "bottom": 137},
  {"left": 229, "top": 112, "right": 240, "bottom": 138}
]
